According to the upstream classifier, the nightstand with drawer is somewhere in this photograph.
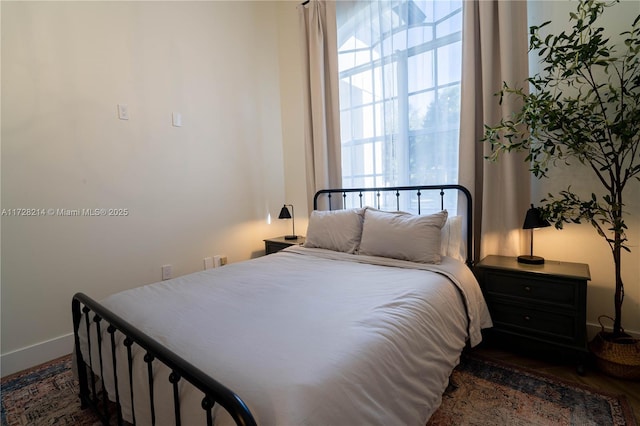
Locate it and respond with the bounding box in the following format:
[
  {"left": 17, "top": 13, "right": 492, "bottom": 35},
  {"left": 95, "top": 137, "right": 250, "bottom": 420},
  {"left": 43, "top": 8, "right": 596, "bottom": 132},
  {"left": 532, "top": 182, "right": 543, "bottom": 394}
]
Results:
[
  {"left": 475, "top": 255, "right": 591, "bottom": 370},
  {"left": 264, "top": 236, "right": 306, "bottom": 255}
]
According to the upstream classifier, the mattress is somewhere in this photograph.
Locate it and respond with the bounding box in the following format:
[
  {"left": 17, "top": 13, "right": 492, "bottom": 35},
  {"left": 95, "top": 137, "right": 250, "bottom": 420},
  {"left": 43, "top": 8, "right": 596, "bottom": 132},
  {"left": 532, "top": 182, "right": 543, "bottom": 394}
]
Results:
[{"left": 78, "top": 246, "right": 491, "bottom": 425}]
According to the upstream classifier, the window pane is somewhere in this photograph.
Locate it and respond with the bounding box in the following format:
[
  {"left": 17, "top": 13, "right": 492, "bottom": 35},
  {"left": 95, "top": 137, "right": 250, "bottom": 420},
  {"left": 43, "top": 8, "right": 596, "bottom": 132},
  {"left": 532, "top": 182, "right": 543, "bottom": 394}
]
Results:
[
  {"left": 338, "top": 37, "right": 371, "bottom": 71},
  {"left": 437, "top": 41, "right": 462, "bottom": 86},
  {"left": 374, "top": 102, "right": 384, "bottom": 137},
  {"left": 374, "top": 140, "right": 383, "bottom": 175},
  {"left": 436, "top": 14, "right": 462, "bottom": 38},
  {"left": 408, "top": 51, "right": 434, "bottom": 92},
  {"left": 408, "top": 26, "right": 433, "bottom": 49},
  {"left": 351, "top": 71, "right": 374, "bottom": 106},
  {"left": 408, "top": 91, "right": 435, "bottom": 131},
  {"left": 342, "top": 144, "right": 353, "bottom": 176},
  {"left": 383, "top": 98, "right": 398, "bottom": 134},
  {"left": 376, "top": 62, "right": 398, "bottom": 100},
  {"left": 345, "top": 143, "right": 366, "bottom": 179},
  {"left": 340, "top": 110, "right": 351, "bottom": 142},
  {"left": 438, "top": 84, "right": 461, "bottom": 129},
  {"left": 352, "top": 105, "right": 375, "bottom": 139},
  {"left": 339, "top": 78, "right": 351, "bottom": 109}
]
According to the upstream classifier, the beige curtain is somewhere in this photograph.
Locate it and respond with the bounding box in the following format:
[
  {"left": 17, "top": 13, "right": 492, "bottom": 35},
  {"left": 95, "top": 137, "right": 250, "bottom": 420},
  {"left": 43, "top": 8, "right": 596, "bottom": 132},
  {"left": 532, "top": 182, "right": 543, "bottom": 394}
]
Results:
[
  {"left": 298, "top": 0, "right": 342, "bottom": 212},
  {"left": 459, "top": 0, "right": 531, "bottom": 263}
]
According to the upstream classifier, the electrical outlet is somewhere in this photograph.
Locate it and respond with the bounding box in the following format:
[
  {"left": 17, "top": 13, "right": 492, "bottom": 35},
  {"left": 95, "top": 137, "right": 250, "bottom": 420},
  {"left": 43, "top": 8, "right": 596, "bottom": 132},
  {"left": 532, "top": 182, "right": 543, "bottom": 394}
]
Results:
[
  {"left": 117, "top": 104, "right": 129, "bottom": 120},
  {"left": 161, "top": 264, "right": 172, "bottom": 280},
  {"left": 172, "top": 112, "right": 182, "bottom": 127},
  {"left": 204, "top": 257, "right": 214, "bottom": 270}
]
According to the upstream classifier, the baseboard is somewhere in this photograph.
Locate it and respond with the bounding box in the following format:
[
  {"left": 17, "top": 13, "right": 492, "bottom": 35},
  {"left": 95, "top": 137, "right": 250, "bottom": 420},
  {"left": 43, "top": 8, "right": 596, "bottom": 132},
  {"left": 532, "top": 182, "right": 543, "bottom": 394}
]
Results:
[
  {"left": 587, "top": 321, "right": 639, "bottom": 340},
  {"left": 1, "top": 333, "right": 74, "bottom": 378}
]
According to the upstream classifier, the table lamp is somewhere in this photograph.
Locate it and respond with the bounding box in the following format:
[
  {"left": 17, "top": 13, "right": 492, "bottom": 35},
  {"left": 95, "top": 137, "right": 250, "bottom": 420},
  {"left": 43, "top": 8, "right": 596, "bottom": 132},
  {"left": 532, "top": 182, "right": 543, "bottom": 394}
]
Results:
[
  {"left": 278, "top": 204, "right": 297, "bottom": 240},
  {"left": 518, "top": 204, "right": 550, "bottom": 264}
]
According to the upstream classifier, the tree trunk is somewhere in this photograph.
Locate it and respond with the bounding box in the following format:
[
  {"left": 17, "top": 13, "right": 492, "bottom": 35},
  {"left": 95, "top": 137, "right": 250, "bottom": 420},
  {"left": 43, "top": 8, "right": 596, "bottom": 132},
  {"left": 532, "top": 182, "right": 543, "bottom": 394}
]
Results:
[
  {"left": 613, "top": 187, "right": 624, "bottom": 337},
  {"left": 613, "top": 241, "right": 623, "bottom": 336}
]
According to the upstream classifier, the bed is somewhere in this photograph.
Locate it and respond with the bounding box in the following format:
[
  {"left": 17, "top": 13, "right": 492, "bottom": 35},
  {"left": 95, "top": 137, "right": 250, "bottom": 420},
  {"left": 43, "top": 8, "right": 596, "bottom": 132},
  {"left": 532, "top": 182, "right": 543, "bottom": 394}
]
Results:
[{"left": 72, "top": 184, "right": 492, "bottom": 426}]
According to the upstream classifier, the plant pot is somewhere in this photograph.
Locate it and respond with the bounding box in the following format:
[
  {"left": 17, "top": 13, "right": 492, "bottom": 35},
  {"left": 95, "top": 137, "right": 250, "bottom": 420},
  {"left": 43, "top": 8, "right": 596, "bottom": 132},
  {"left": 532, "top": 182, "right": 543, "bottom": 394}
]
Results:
[{"left": 588, "top": 316, "right": 640, "bottom": 380}]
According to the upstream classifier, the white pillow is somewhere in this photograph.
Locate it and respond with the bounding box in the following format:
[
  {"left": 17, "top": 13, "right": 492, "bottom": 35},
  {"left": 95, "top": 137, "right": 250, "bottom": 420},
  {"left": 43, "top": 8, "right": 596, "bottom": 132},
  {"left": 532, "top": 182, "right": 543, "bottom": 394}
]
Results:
[
  {"left": 441, "top": 215, "right": 465, "bottom": 262},
  {"left": 359, "top": 208, "right": 448, "bottom": 264},
  {"left": 304, "top": 208, "right": 365, "bottom": 254}
]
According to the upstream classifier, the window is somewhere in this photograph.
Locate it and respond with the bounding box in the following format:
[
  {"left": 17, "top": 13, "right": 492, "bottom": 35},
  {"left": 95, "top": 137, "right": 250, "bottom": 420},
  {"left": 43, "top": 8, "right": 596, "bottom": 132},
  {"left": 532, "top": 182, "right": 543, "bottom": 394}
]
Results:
[{"left": 337, "top": 0, "right": 463, "bottom": 210}]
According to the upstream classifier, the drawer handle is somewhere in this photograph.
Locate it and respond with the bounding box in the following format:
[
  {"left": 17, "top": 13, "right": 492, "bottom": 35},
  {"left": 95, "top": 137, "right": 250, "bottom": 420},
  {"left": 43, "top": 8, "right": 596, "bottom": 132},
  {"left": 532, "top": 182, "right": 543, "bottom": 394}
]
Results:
[
  {"left": 524, "top": 286, "right": 532, "bottom": 292},
  {"left": 524, "top": 315, "right": 531, "bottom": 321}
]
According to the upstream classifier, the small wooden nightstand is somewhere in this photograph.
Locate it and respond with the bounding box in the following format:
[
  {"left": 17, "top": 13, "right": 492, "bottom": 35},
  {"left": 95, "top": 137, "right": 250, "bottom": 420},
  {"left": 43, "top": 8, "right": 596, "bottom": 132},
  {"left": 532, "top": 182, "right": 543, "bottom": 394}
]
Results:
[
  {"left": 264, "top": 236, "right": 306, "bottom": 255},
  {"left": 475, "top": 255, "right": 591, "bottom": 371}
]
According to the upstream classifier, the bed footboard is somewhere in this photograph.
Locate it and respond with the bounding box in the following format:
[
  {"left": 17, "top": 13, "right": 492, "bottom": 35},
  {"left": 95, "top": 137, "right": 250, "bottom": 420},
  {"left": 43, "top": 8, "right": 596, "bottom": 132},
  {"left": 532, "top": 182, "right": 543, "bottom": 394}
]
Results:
[{"left": 72, "top": 292, "right": 257, "bottom": 426}]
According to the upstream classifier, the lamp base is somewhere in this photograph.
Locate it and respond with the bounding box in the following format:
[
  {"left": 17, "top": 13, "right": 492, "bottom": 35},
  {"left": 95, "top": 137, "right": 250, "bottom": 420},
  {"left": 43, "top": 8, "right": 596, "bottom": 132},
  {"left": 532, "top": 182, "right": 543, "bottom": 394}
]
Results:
[
  {"left": 284, "top": 235, "right": 298, "bottom": 240},
  {"left": 517, "top": 255, "right": 545, "bottom": 265}
]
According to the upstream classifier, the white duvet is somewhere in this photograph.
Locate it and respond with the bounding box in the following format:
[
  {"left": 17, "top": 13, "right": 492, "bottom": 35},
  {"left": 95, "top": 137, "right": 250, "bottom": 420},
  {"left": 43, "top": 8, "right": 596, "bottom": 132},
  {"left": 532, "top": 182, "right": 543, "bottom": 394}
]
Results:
[{"left": 79, "top": 247, "right": 491, "bottom": 426}]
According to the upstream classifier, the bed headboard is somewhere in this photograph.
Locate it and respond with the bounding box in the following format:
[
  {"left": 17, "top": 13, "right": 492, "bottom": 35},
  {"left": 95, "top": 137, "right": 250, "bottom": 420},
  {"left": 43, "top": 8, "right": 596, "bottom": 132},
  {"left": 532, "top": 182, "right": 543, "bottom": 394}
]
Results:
[{"left": 313, "top": 184, "right": 473, "bottom": 266}]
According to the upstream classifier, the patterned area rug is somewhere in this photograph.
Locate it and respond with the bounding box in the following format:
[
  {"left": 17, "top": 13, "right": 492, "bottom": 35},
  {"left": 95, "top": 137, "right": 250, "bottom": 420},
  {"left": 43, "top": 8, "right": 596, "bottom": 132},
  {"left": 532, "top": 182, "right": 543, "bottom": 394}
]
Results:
[
  {"left": 428, "top": 354, "right": 637, "bottom": 426},
  {"left": 1, "top": 353, "right": 636, "bottom": 425},
  {"left": 1, "top": 355, "right": 101, "bottom": 426}
]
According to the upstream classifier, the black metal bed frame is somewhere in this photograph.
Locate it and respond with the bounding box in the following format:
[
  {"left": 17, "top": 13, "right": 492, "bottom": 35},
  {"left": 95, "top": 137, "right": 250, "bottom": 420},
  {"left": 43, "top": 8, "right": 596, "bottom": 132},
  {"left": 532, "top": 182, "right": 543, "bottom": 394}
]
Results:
[
  {"left": 72, "top": 293, "right": 257, "bottom": 426},
  {"left": 72, "top": 184, "right": 473, "bottom": 426}
]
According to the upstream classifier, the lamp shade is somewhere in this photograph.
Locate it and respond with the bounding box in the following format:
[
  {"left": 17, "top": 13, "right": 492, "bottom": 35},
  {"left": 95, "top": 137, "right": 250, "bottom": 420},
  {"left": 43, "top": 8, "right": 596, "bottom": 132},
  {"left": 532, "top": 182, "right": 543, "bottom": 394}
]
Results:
[
  {"left": 278, "top": 206, "right": 292, "bottom": 220},
  {"left": 522, "top": 204, "right": 550, "bottom": 229}
]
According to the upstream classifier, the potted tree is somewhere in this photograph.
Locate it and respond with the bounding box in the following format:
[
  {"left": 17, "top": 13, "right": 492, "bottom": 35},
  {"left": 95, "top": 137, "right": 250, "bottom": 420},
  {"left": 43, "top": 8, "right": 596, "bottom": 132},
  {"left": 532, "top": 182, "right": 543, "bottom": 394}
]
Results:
[{"left": 483, "top": 0, "right": 640, "bottom": 378}]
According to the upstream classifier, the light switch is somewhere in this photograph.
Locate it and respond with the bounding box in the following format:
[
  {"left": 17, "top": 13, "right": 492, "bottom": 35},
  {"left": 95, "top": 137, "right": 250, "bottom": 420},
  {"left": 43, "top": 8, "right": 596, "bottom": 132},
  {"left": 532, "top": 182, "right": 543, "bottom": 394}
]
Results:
[
  {"left": 172, "top": 112, "right": 182, "bottom": 127},
  {"left": 118, "top": 104, "right": 129, "bottom": 120}
]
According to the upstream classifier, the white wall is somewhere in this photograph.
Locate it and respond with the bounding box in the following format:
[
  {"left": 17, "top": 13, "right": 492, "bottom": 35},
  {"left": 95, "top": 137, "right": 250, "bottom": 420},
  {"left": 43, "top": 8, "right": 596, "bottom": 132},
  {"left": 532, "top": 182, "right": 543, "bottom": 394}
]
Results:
[
  {"left": 276, "top": 1, "right": 310, "bottom": 229},
  {"left": 527, "top": 0, "right": 640, "bottom": 337},
  {"left": 1, "top": 1, "right": 293, "bottom": 376}
]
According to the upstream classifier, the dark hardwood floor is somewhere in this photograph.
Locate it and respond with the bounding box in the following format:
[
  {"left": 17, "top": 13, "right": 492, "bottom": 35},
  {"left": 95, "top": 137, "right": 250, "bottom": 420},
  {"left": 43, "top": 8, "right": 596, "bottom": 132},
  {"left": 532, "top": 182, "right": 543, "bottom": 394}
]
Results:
[{"left": 469, "top": 342, "right": 640, "bottom": 423}]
